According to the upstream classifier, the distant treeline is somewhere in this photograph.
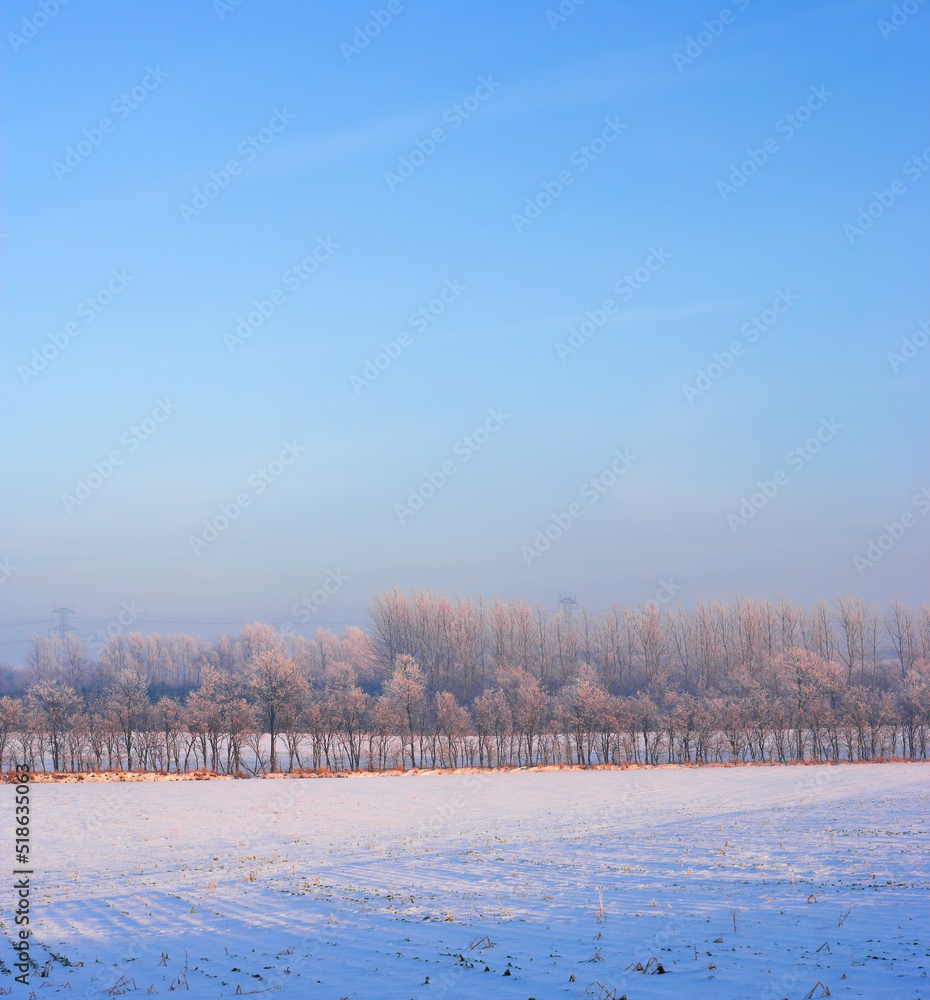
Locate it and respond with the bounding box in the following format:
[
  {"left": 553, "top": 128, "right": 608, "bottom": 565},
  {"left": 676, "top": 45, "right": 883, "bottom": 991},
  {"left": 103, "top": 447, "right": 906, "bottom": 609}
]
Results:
[{"left": 3, "top": 591, "right": 928, "bottom": 773}]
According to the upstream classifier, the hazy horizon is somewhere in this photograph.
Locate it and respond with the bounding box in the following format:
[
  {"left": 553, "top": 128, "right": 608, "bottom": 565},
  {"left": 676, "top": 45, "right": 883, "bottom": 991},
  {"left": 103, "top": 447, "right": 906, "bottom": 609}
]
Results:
[{"left": 3, "top": 0, "right": 928, "bottom": 664}]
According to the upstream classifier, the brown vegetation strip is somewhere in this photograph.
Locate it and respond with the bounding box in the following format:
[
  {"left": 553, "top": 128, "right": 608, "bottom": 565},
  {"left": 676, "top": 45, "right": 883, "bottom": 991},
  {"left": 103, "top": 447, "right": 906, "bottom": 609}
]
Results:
[{"left": 4, "top": 757, "right": 926, "bottom": 783}]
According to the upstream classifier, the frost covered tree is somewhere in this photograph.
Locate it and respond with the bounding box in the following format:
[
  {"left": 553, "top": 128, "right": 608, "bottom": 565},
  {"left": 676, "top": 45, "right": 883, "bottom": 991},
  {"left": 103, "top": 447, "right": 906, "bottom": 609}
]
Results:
[
  {"left": 248, "top": 650, "right": 305, "bottom": 772},
  {"left": 106, "top": 668, "right": 150, "bottom": 769},
  {"left": 384, "top": 654, "right": 427, "bottom": 768},
  {"left": 27, "top": 680, "right": 80, "bottom": 772}
]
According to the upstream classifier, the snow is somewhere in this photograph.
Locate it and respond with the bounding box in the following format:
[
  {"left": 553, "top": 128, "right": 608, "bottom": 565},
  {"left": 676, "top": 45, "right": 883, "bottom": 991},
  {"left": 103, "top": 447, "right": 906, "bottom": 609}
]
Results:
[{"left": 8, "top": 763, "right": 930, "bottom": 998}]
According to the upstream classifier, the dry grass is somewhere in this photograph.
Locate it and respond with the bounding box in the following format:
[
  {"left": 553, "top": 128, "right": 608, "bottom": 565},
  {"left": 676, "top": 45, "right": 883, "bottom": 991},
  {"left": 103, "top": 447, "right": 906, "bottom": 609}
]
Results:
[
  {"left": 10, "top": 757, "right": 927, "bottom": 782},
  {"left": 106, "top": 975, "right": 138, "bottom": 996},
  {"left": 624, "top": 956, "right": 667, "bottom": 974},
  {"left": 805, "top": 982, "right": 832, "bottom": 998},
  {"left": 585, "top": 983, "right": 626, "bottom": 999}
]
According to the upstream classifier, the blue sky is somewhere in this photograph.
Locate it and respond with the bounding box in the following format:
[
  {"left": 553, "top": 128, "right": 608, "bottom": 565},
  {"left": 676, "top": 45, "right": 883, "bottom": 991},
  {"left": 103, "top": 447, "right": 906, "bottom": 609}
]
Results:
[{"left": 2, "top": 0, "right": 927, "bottom": 662}]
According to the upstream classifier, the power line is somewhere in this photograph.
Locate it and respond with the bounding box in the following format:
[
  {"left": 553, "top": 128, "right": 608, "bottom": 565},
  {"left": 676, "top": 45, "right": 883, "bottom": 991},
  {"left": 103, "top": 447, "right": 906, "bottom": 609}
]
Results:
[
  {"left": 558, "top": 595, "right": 578, "bottom": 621},
  {"left": 49, "top": 607, "right": 77, "bottom": 641},
  {"left": 84, "top": 618, "right": 371, "bottom": 628},
  {"left": 0, "top": 617, "right": 370, "bottom": 629}
]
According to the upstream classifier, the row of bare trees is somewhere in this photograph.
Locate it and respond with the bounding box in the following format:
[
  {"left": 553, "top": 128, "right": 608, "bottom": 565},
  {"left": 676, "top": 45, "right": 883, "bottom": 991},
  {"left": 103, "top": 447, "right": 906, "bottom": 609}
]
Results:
[
  {"left": 369, "top": 591, "right": 930, "bottom": 697},
  {"left": 4, "top": 594, "right": 928, "bottom": 774}
]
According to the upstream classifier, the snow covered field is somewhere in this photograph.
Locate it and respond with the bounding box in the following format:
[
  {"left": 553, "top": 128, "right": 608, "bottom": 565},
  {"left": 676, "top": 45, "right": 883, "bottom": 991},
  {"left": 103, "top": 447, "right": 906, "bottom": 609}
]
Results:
[{"left": 8, "top": 763, "right": 929, "bottom": 999}]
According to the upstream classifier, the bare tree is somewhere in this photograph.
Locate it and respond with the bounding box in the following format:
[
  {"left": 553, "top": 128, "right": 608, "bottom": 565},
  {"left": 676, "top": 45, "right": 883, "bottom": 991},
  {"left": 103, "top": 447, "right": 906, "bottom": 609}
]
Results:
[
  {"left": 383, "top": 654, "right": 427, "bottom": 768},
  {"left": 512, "top": 669, "right": 549, "bottom": 765},
  {"left": 885, "top": 599, "right": 917, "bottom": 681},
  {"left": 810, "top": 597, "right": 836, "bottom": 664},
  {"left": 107, "top": 669, "right": 149, "bottom": 769},
  {"left": 153, "top": 696, "right": 182, "bottom": 772},
  {"left": 837, "top": 594, "right": 866, "bottom": 685},
  {"left": 0, "top": 697, "right": 21, "bottom": 772},
  {"left": 631, "top": 604, "right": 667, "bottom": 691},
  {"left": 451, "top": 598, "right": 486, "bottom": 703},
  {"left": 594, "top": 605, "right": 632, "bottom": 692},
  {"left": 474, "top": 686, "right": 511, "bottom": 767},
  {"left": 24, "top": 636, "right": 63, "bottom": 687},
  {"left": 434, "top": 691, "right": 468, "bottom": 767},
  {"left": 369, "top": 588, "right": 416, "bottom": 673},
  {"left": 248, "top": 650, "right": 306, "bottom": 772},
  {"left": 560, "top": 667, "right": 607, "bottom": 764},
  {"left": 328, "top": 664, "right": 371, "bottom": 770},
  {"left": 26, "top": 680, "right": 80, "bottom": 772},
  {"left": 11, "top": 591, "right": 930, "bottom": 774}
]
